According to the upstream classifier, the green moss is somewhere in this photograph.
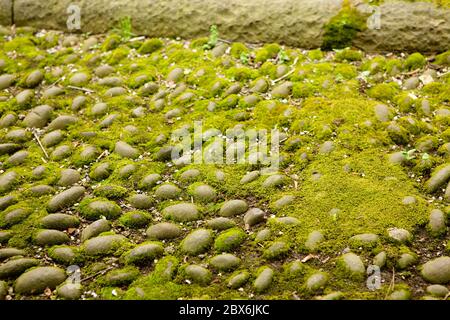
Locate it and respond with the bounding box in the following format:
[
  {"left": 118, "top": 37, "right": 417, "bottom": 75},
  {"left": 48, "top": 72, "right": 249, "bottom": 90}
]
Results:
[
  {"left": 321, "top": 2, "right": 368, "bottom": 50},
  {"left": 93, "top": 184, "right": 128, "bottom": 199},
  {"left": 230, "top": 42, "right": 250, "bottom": 59},
  {"left": 119, "top": 210, "right": 151, "bottom": 228},
  {"left": 218, "top": 94, "right": 239, "bottom": 109},
  {"left": 308, "top": 49, "right": 324, "bottom": 61},
  {"left": 435, "top": 50, "right": 450, "bottom": 65},
  {"left": 225, "top": 67, "right": 258, "bottom": 81},
  {"left": 106, "top": 47, "right": 130, "bottom": 65},
  {"left": 335, "top": 48, "right": 363, "bottom": 62},
  {"left": 385, "top": 59, "right": 403, "bottom": 75},
  {"left": 404, "top": 53, "right": 426, "bottom": 70},
  {"left": 367, "top": 82, "right": 400, "bottom": 101},
  {"left": 255, "top": 44, "right": 281, "bottom": 63},
  {"left": 292, "top": 82, "right": 316, "bottom": 98},
  {"left": 78, "top": 197, "right": 122, "bottom": 220},
  {"left": 102, "top": 34, "right": 122, "bottom": 51},
  {"left": 214, "top": 228, "right": 246, "bottom": 252},
  {"left": 138, "top": 39, "right": 164, "bottom": 54}
]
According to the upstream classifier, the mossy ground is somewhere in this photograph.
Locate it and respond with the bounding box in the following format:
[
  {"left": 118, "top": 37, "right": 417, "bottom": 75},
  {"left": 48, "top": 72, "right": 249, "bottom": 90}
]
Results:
[{"left": 0, "top": 23, "right": 448, "bottom": 300}]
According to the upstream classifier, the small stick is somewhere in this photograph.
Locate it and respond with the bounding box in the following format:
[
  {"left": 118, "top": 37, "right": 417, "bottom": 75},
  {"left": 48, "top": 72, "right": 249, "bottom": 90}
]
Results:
[
  {"left": 50, "top": 78, "right": 62, "bottom": 87},
  {"left": 218, "top": 38, "right": 232, "bottom": 44},
  {"left": 81, "top": 266, "right": 114, "bottom": 283},
  {"left": 384, "top": 268, "right": 396, "bottom": 300},
  {"left": 129, "top": 36, "right": 146, "bottom": 42},
  {"left": 96, "top": 150, "right": 108, "bottom": 162},
  {"left": 32, "top": 129, "right": 49, "bottom": 159},
  {"left": 67, "top": 85, "right": 95, "bottom": 93},
  {"left": 272, "top": 57, "right": 299, "bottom": 84}
]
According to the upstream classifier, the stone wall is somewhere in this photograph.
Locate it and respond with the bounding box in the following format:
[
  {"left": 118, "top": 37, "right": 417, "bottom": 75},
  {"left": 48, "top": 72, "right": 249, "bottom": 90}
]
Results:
[{"left": 1, "top": 0, "right": 449, "bottom": 52}]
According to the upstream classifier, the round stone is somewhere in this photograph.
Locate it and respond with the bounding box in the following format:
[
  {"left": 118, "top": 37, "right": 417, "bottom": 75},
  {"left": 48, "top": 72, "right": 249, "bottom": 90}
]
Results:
[
  {"left": 124, "top": 242, "right": 164, "bottom": 264},
  {"left": 262, "top": 174, "right": 286, "bottom": 188},
  {"left": 34, "top": 230, "right": 70, "bottom": 246},
  {"left": 41, "top": 214, "right": 80, "bottom": 230},
  {"left": 48, "top": 186, "right": 85, "bottom": 212},
  {"left": 69, "top": 72, "right": 89, "bottom": 86},
  {"left": 167, "top": 68, "right": 184, "bottom": 82},
  {"left": 119, "top": 164, "right": 137, "bottom": 178},
  {"left": 421, "top": 256, "right": 450, "bottom": 284},
  {"left": 192, "top": 185, "right": 216, "bottom": 203},
  {"left": 337, "top": 253, "right": 365, "bottom": 281},
  {"left": 349, "top": 233, "right": 379, "bottom": 248},
  {"left": 0, "top": 248, "right": 26, "bottom": 260},
  {"left": 0, "top": 258, "right": 39, "bottom": 279},
  {"left": 179, "top": 169, "right": 200, "bottom": 181},
  {"left": 49, "top": 247, "right": 77, "bottom": 265},
  {"left": 273, "top": 216, "right": 300, "bottom": 225},
  {"left": 184, "top": 265, "right": 211, "bottom": 285},
  {"left": 0, "top": 195, "right": 17, "bottom": 211},
  {"left": 426, "top": 284, "right": 449, "bottom": 297},
  {"left": 14, "top": 267, "right": 66, "bottom": 294},
  {"left": 425, "top": 165, "right": 450, "bottom": 193},
  {"left": 48, "top": 116, "right": 78, "bottom": 131},
  {"left": 91, "top": 103, "right": 108, "bottom": 116},
  {"left": 155, "top": 184, "right": 181, "bottom": 200},
  {"left": 373, "top": 251, "right": 387, "bottom": 268},
  {"left": 115, "top": 141, "right": 139, "bottom": 158},
  {"left": 95, "top": 65, "right": 115, "bottom": 78},
  {"left": 214, "top": 228, "right": 246, "bottom": 252},
  {"left": 428, "top": 209, "right": 447, "bottom": 237},
  {"left": 81, "top": 219, "right": 111, "bottom": 242},
  {"left": 90, "top": 162, "right": 112, "bottom": 181},
  {"left": 6, "top": 151, "right": 28, "bottom": 166},
  {"left": 139, "top": 173, "right": 161, "bottom": 190},
  {"left": 24, "top": 105, "right": 53, "bottom": 128},
  {"left": 163, "top": 203, "right": 200, "bottom": 222},
  {"left": 254, "top": 267, "right": 273, "bottom": 293},
  {"left": 263, "top": 241, "right": 289, "bottom": 260},
  {"left": 240, "top": 171, "right": 260, "bottom": 184},
  {"left": 128, "top": 194, "right": 153, "bottom": 209},
  {"left": 219, "top": 200, "right": 248, "bottom": 217},
  {"left": 57, "top": 169, "right": 81, "bottom": 186},
  {"left": 146, "top": 222, "right": 182, "bottom": 240},
  {"left": 15, "top": 90, "right": 34, "bottom": 106},
  {"left": 305, "top": 230, "right": 325, "bottom": 251},
  {"left": 57, "top": 283, "right": 82, "bottom": 300},
  {"left": 387, "top": 228, "right": 412, "bottom": 243},
  {"left": 83, "top": 235, "right": 128, "bottom": 256},
  {"left": 71, "top": 96, "right": 87, "bottom": 111},
  {"left": 0, "top": 74, "right": 14, "bottom": 90},
  {"left": 25, "top": 70, "right": 44, "bottom": 88},
  {"left": 206, "top": 217, "right": 236, "bottom": 230},
  {"left": 181, "top": 229, "right": 213, "bottom": 255},
  {"left": 104, "top": 87, "right": 126, "bottom": 97},
  {"left": 210, "top": 254, "right": 240, "bottom": 271},
  {"left": 0, "top": 171, "right": 18, "bottom": 194},
  {"left": 374, "top": 104, "right": 391, "bottom": 122},
  {"left": 2, "top": 208, "right": 31, "bottom": 227},
  {"left": 306, "top": 272, "right": 329, "bottom": 292},
  {"left": 228, "top": 270, "right": 250, "bottom": 289},
  {"left": 243, "top": 208, "right": 265, "bottom": 227},
  {"left": 397, "top": 253, "right": 417, "bottom": 269},
  {"left": 119, "top": 211, "right": 150, "bottom": 228},
  {"left": 79, "top": 199, "right": 121, "bottom": 220}
]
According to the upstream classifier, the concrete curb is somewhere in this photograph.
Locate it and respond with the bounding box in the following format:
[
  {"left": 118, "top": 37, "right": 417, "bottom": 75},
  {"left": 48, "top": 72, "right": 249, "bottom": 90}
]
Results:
[{"left": 1, "top": 0, "right": 450, "bottom": 52}]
